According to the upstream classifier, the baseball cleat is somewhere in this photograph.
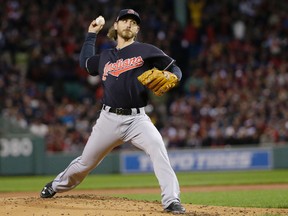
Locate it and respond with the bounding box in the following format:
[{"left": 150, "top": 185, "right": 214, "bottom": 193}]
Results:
[
  {"left": 164, "top": 202, "right": 186, "bottom": 214},
  {"left": 40, "top": 181, "right": 56, "bottom": 198}
]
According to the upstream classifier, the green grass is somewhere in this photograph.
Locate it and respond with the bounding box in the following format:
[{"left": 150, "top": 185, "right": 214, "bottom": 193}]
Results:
[
  {"left": 74, "top": 169, "right": 288, "bottom": 190},
  {"left": 118, "top": 190, "right": 288, "bottom": 208},
  {"left": 177, "top": 170, "right": 288, "bottom": 186},
  {"left": 1, "top": 170, "right": 288, "bottom": 209},
  {"left": 1, "top": 170, "right": 288, "bottom": 191}
]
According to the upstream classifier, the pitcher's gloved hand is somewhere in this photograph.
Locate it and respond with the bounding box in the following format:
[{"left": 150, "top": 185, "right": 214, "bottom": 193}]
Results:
[{"left": 137, "top": 68, "right": 179, "bottom": 96}]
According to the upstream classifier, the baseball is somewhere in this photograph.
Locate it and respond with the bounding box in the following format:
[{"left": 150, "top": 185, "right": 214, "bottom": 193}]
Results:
[{"left": 95, "top": 16, "right": 105, "bottom": 26}]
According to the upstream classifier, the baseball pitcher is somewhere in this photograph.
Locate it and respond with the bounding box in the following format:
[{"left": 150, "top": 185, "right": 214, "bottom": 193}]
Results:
[{"left": 40, "top": 9, "right": 185, "bottom": 214}]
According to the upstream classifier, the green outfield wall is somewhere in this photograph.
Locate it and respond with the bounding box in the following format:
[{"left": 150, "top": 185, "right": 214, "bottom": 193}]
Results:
[
  {"left": 0, "top": 134, "right": 288, "bottom": 175},
  {"left": 43, "top": 152, "right": 120, "bottom": 174},
  {"left": 0, "top": 135, "right": 45, "bottom": 175},
  {"left": 273, "top": 145, "right": 288, "bottom": 168}
]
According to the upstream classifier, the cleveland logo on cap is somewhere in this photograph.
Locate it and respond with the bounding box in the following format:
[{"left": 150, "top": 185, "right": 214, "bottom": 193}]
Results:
[
  {"left": 127, "top": 9, "right": 136, "bottom": 14},
  {"left": 116, "top": 9, "right": 141, "bottom": 24}
]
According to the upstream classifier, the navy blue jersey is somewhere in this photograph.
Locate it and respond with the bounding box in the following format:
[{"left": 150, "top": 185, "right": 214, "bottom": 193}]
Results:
[{"left": 80, "top": 33, "right": 182, "bottom": 108}]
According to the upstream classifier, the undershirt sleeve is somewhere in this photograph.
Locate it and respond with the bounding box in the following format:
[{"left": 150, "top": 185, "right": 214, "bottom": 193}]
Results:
[
  {"left": 169, "top": 64, "right": 182, "bottom": 81},
  {"left": 79, "top": 33, "right": 99, "bottom": 76}
]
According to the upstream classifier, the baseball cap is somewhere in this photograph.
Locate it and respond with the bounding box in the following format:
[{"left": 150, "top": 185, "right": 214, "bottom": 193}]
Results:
[{"left": 116, "top": 9, "right": 141, "bottom": 24}]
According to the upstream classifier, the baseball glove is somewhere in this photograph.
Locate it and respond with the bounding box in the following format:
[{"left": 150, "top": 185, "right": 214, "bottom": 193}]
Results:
[{"left": 137, "top": 68, "right": 179, "bottom": 96}]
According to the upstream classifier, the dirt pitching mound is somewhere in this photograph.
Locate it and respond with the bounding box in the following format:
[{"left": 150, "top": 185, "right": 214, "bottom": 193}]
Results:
[{"left": 1, "top": 185, "right": 288, "bottom": 216}]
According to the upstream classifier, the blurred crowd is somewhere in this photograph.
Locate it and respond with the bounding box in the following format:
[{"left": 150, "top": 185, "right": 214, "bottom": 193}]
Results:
[{"left": 1, "top": 0, "right": 288, "bottom": 152}]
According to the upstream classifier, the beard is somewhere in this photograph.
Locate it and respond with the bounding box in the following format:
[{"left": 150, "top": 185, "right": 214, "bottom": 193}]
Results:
[{"left": 118, "top": 29, "right": 136, "bottom": 40}]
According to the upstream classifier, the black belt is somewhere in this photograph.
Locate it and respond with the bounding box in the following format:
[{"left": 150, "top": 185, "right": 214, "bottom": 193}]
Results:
[{"left": 103, "top": 105, "right": 140, "bottom": 115}]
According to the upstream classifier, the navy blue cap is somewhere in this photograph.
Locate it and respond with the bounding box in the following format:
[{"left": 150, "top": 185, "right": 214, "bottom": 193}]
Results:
[{"left": 116, "top": 9, "right": 141, "bottom": 24}]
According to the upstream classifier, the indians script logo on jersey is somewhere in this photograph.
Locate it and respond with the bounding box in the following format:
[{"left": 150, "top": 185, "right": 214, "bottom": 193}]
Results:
[{"left": 102, "top": 56, "right": 144, "bottom": 80}]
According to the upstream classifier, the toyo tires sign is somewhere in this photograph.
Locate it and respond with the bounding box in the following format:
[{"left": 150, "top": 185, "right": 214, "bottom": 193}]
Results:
[
  {"left": 121, "top": 148, "right": 272, "bottom": 173},
  {"left": 0, "top": 138, "right": 33, "bottom": 157}
]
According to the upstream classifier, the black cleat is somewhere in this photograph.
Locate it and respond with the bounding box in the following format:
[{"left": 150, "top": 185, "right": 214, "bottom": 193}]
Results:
[
  {"left": 164, "top": 202, "right": 186, "bottom": 214},
  {"left": 40, "top": 181, "right": 56, "bottom": 198}
]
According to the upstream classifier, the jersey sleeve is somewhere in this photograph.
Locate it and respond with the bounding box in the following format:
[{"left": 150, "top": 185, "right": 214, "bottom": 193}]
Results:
[
  {"left": 151, "top": 56, "right": 175, "bottom": 70},
  {"left": 141, "top": 43, "right": 175, "bottom": 70},
  {"left": 86, "top": 55, "right": 100, "bottom": 76},
  {"left": 139, "top": 43, "right": 182, "bottom": 80}
]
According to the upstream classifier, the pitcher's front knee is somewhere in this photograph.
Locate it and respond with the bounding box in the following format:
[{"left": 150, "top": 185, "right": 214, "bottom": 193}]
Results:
[{"left": 146, "top": 140, "right": 167, "bottom": 157}]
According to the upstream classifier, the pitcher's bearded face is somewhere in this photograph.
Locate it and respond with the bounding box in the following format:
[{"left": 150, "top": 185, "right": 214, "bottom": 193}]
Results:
[
  {"left": 116, "top": 18, "right": 139, "bottom": 40},
  {"left": 119, "top": 29, "right": 136, "bottom": 39}
]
